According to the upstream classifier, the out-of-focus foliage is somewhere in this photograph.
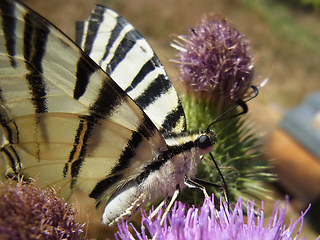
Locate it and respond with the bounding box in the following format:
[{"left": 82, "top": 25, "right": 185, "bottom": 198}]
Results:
[{"left": 281, "top": 0, "right": 320, "bottom": 10}]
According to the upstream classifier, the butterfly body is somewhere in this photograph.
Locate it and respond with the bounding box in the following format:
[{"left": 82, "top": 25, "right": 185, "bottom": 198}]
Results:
[
  {"left": 94, "top": 131, "right": 216, "bottom": 225},
  {"left": 0, "top": 0, "right": 216, "bottom": 225}
]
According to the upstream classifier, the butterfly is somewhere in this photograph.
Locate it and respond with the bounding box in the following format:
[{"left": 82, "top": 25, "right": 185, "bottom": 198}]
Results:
[{"left": 0, "top": 0, "right": 253, "bottom": 226}]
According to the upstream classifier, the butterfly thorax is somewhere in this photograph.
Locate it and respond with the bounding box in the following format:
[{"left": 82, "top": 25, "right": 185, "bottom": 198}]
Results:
[{"left": 155, "top": 130, "right": 217, "bottom": 191}]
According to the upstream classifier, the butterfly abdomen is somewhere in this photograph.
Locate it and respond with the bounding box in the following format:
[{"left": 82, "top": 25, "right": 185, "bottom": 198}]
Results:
[{"left": 101, "top": 180, "right": 144, "bottom": 225}]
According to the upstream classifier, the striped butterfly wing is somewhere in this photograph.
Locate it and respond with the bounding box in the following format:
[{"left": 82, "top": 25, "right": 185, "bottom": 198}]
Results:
[
  {"left": 75, "top": 6, "right": 186, "bottom": 134},
  {"left": 0, "top": 0, "right": 167, "bottom": 204}
]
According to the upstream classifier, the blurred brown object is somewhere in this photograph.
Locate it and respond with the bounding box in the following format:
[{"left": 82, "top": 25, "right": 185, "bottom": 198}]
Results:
[
  {"left": 20, "top": 0, "right": 95, "bottom": 39},
  {"left": 266, "top": 127, "right": 320, "bottom": 203}
]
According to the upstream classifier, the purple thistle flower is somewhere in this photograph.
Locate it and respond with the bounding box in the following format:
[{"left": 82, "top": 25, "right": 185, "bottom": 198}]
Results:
[
  {"left": 0, "top": 180, "right": 85, "bottom": 239},
  {"left": 172, "top": 14, "right": 254, "bottom": 108},
  {"left": 116, "top": 195, "right": 311, "bottom": 240}
]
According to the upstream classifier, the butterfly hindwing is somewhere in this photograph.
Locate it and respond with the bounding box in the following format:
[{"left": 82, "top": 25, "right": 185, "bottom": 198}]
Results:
[
  {"left": 0, "top": 0, "right": 167, "bottom": 202},
  {"left": 76, "top": 6, "right": 186, "bottom": 134}
]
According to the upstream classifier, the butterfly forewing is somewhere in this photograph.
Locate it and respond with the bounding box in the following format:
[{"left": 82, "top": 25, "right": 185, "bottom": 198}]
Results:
[
  {"left": 76, "top": 6, "right": 186, "bottom": 134},
  {"left": 0, "top": 0, "right": 166, "bottom": 201}
]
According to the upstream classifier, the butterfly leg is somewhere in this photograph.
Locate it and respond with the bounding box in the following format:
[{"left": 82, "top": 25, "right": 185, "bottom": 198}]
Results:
[
  {"left": 184, "top": 177, "right": 210, "bottom": 200},
  {"left": 149, "top": 197, "right": 167, "bottom": 220},
  {"left": 188, "top": 177, "right": 231, "bottom": 212},
  {"left": 149, "top": 185, "right": 180, "bottom": 226},
  {"left": 190, "top": 177, "right": 223, "bottom": 188},
  {"left": 188, "top": 177, "right": 232, "bottom": 223},
  {"left": 149, "top": 187, "right": 180, "bottom": 240},
  {"left": 160, "top": 186, "right": 180, "bottom": 226},
  {"left": 190, "top": 177, "right": 229, "bottom": 202}
]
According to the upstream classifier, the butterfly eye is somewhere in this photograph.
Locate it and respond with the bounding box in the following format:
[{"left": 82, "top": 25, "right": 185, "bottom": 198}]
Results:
[{"left": 197, "top": 135, "right": 213, "bottom": 149}]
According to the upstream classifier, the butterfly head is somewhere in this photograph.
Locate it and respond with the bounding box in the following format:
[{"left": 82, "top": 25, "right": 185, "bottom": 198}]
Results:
[{"left": 195, "top": 130, "right": 216, "bottom": 155}]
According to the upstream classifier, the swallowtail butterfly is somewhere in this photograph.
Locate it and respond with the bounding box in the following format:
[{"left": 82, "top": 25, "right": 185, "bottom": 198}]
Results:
[{"left": 0, "top": 0, "right": 221, "bottom": 225}]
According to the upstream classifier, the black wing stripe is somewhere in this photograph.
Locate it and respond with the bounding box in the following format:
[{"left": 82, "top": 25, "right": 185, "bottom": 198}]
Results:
[
  {"left": 88, "top": 76, "right": 127, "bottom": 117},
  {"left": 0, "top": 1, "right": 17, "bottom": 67},
  {"left": 73, "top": 57, "right": 97, "bottom": 100},
  {"left": 63, "top": 119, "right": 92, "bottom": 178},
  {"left": 82, "top": 6, "right": 105, "bottom": 55},
  {"left": 99, "top": 15, "right": 128, "bottom": 67},
  {"left": 0, "top": 117, "right": 19, "bottom": 144},
  {"left": 123, "top": 56, "right": 157, "bottom": 93},
  {"left": 89, "top": 174, "right": 122, "bottom": 200},
  {"left": 0, "top": 87, "right": 19, "bottom": 144},
  {"left": 114, "top": 131, "right": 143, "bottom": 172},
  {"left": 134, "top": 74, "right": 171, "bottom": 109},
  {"left": 110, "top": 120, "right": 153, "bottom": 174},
  {"left": 68, "top": 120, "right": 95, "bottom": 188},
  {"left": 75, "top": 21, "right": 84, "bottom": 47},
  {"left": 1, "top": 145, "right": 21, "bottom": 175},
  {"left": 161, "top": 102, "right": 186, "bottom": 132},
  {"left": 23, "top": 12, "right": 49, "bottom": 114},
  {"left": 107, "top": 30, "right": 143, "bottom": 74},
  {"left": 23, "top": 12, "right": 32, "bottom": 61}
]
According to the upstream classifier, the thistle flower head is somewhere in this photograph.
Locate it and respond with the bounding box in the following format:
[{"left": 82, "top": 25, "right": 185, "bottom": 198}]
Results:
[
  {"left": 116, "top": 196, "right": 310, "bottom": 240},
  {"left": 0, "top": 180, "right": 85, "bottom": 239},
  {"left": 172, "top": 14, "right": 254, "bottom": 108}
]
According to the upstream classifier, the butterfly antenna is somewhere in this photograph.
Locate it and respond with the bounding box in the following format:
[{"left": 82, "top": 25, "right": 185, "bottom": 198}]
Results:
[
  {"left": 206, "top": 85, "right": 259, "bottom": 132},
  {"left": 208, "top": 152, "right": 230, "bottom": 212}
]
